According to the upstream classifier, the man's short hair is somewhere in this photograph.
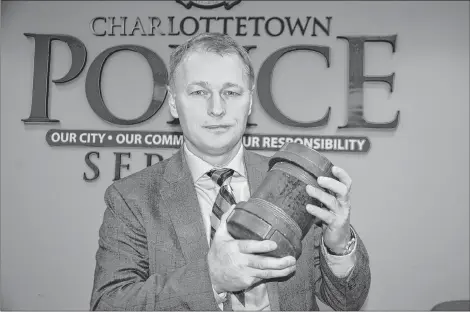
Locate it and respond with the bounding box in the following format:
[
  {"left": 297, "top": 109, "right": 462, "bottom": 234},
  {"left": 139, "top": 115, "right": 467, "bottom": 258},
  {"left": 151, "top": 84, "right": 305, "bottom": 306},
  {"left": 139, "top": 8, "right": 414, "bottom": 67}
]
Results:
[{"left": 169, "top": 32, "right": 255, "bottom": 89}]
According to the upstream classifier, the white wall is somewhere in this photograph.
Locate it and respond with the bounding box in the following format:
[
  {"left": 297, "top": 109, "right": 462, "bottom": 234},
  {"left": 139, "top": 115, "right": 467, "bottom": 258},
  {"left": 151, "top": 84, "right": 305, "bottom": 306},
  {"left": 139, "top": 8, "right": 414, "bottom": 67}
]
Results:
[{"left": 1, "top": 1, "right": 469, "bottom": 310}]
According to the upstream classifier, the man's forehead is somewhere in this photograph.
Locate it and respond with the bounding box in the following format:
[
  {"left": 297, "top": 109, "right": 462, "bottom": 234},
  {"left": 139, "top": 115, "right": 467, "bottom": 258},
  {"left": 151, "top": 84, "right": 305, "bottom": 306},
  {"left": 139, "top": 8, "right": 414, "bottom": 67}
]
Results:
[{"left": 176, "top": 51, "right": 248, "bottom": 85}]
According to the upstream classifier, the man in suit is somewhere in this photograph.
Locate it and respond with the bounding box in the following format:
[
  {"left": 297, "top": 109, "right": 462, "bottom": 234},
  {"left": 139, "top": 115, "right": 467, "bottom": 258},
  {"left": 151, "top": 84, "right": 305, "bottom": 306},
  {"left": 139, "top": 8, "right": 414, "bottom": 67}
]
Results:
[{"left": 90, "top": 32, "right": 371, "bottom": 311}]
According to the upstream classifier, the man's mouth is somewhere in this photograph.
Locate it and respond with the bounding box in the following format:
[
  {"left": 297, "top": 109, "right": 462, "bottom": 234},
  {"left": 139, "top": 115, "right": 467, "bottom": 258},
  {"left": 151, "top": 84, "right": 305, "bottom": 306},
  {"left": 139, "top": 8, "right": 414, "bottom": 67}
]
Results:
[{"left": 204, "top": 125, "right": 232, "bottom": 129}]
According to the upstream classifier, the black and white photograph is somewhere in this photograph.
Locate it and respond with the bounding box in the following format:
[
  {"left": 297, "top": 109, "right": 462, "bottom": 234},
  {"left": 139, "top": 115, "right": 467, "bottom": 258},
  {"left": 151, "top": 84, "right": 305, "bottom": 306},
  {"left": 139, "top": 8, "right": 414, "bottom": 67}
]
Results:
[{"left": 1, "top": 0, "right": 469, "bottom": 311}]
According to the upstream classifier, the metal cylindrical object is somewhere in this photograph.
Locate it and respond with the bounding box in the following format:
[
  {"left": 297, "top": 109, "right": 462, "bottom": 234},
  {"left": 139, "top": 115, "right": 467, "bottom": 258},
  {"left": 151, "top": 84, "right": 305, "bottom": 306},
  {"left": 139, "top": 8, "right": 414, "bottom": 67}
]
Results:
[{"left": 226, "top": 142, "right": 337, "bottom": 259}]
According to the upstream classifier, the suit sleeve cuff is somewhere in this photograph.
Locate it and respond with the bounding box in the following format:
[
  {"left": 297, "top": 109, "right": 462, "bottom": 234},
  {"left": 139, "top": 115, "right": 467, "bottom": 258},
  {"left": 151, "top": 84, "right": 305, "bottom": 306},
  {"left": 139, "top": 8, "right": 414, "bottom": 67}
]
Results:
[
  {"left": 321, "top": 227, "right": 358, "bottom": 278},
  {"left": 212, "top": 286, "right": 228, "bottom": 309}
]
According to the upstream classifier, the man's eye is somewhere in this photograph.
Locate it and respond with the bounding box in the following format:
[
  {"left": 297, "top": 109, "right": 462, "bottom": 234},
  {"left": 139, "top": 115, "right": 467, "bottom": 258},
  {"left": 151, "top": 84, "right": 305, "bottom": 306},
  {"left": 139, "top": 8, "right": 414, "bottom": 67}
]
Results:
[
  {"left": 190, "top": 90, "right": 206, "bottom": 96},
  {"left": 223, "top": 90, "right": 240, "bottom": 96}
]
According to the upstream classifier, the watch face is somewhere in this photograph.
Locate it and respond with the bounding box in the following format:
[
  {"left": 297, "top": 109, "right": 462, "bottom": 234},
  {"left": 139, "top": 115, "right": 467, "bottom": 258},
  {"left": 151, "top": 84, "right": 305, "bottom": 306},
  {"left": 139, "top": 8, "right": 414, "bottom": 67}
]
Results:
[
  {"left": 342, "top": 229, "right": 356, "bottom": 254},
  {"left": 345, "top": 237, "right": 356, "bottom": 253}
]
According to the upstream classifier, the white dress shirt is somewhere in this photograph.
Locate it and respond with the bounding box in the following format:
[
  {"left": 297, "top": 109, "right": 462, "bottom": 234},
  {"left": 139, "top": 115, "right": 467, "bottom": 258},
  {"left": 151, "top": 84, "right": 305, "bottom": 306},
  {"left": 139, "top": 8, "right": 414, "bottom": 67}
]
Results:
[{"left": 183, "top": 143, "right": 357, "bottom": 311}]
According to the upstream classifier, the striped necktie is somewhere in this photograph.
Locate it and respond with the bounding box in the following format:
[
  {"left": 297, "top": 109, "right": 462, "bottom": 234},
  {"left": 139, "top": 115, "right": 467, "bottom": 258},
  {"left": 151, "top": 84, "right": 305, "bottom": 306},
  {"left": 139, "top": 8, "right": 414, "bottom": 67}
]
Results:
[{"left": 207, "top": 168, "right": 245, "bottom": 307}]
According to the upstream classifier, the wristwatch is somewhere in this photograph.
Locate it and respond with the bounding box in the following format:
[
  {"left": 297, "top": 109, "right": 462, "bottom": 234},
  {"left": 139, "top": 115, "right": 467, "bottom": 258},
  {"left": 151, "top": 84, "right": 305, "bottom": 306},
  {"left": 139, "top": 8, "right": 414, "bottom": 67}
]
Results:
[{"left": 325, "top": 227, "right": 356, "bottom": 256}]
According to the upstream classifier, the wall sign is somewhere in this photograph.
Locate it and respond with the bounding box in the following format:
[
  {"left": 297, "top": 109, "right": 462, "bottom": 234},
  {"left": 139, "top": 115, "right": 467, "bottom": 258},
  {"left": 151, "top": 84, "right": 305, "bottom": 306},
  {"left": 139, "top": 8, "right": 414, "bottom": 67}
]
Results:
[{"left": 21, "top": 0, "right": 400, "bottom": 181}]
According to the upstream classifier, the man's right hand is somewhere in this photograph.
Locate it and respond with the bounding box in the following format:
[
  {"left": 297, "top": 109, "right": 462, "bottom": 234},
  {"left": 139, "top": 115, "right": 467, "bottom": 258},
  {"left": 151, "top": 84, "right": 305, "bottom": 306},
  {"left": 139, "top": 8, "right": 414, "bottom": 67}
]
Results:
[{"left": 207, "top": 205, "right": 297, "bottom": 294}]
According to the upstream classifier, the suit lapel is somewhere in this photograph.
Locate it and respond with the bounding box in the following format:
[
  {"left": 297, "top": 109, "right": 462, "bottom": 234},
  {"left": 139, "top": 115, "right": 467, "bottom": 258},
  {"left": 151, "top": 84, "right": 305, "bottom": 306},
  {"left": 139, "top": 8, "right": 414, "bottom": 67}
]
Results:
[
  {"left": 244, "top": 150, "right": 282, "bottom": 311},
  {"left": 159, "top": 148, "right": 209, "bottom": 263}
]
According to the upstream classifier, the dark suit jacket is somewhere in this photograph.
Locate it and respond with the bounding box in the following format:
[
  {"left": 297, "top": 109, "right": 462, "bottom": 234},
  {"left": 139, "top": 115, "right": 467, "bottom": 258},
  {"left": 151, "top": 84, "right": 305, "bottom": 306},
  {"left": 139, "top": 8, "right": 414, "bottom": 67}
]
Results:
[{"left": 90, "top": 148, "right": 371, "bottom": 311}]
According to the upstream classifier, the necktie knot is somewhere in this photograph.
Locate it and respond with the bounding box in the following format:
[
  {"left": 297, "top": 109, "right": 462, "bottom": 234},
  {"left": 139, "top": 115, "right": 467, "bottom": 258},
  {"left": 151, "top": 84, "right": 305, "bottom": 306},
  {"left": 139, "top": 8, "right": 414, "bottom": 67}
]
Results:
[{"left": 207, "top": 168, "right": 235, "bottom": 187}]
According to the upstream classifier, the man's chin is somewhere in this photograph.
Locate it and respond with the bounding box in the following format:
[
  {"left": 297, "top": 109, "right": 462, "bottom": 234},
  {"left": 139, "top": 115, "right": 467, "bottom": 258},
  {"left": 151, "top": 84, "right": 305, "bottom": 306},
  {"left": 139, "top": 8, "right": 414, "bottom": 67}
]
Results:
[{"left": 202, "top": 141, "right": 239, "bottom": 155}]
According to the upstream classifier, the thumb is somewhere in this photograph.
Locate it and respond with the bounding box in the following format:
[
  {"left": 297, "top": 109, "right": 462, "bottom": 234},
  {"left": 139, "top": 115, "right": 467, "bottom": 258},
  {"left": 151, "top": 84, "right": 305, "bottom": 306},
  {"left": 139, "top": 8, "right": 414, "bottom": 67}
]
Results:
[{"left": 213, "top": 204, "right": 237, "bottom": 242}]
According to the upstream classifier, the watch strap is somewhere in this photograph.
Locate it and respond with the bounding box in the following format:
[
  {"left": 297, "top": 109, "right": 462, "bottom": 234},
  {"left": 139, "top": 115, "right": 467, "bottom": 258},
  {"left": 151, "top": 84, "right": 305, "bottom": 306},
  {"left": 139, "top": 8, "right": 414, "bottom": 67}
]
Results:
[{"left": 325, "top": 227, "right": 356, "bottom": 256}]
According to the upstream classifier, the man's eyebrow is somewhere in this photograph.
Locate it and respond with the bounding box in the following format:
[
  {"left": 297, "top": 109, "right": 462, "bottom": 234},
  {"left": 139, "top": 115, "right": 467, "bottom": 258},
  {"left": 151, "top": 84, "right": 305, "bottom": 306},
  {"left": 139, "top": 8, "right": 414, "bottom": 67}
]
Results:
[
  {"left": 186, "top": 81, "right": 244, "bottom": 89},
  {"left": 187, "top": 81, "right": 210, "bottom": 88},
  {"left": 223, "top": 82, "right": 243, "bottom": 89}
]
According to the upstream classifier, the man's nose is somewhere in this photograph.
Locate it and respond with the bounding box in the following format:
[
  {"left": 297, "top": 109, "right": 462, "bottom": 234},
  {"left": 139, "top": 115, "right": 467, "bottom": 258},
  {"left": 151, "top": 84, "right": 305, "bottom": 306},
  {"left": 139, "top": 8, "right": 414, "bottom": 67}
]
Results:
[{"left": 207, "top": 93, "right": 226, "bottom": 117}]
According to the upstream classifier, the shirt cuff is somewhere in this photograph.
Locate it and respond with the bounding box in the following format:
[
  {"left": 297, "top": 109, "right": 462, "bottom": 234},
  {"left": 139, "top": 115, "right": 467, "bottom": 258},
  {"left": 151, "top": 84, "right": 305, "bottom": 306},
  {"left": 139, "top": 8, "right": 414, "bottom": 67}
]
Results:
[
  {"left": 212, "top": 286, "right": 228, "bottom": 310},
  {"left": 321, "top": 227, "right": 358, "bottom": 278}
]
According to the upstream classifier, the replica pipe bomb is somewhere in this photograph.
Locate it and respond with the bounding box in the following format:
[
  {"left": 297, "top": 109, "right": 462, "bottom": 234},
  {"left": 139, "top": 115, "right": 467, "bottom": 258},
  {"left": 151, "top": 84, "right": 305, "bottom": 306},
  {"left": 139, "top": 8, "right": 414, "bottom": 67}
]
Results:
[{"left": 226, "top": 142, "right": 338, "bottom": 259}]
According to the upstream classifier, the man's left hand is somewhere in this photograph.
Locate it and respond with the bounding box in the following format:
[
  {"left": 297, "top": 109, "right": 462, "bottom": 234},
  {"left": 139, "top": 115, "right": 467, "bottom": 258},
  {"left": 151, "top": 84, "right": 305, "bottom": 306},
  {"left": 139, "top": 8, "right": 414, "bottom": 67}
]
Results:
[{"left": 305, "top": 166, "right": 352, "bottom": 254}]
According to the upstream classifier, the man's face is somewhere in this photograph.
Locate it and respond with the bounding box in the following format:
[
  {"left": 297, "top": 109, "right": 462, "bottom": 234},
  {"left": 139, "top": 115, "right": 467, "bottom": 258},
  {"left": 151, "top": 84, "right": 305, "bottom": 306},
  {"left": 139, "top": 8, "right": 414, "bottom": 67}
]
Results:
[{"left": 168, "top": 50, "right": 253, "bottom": 157}]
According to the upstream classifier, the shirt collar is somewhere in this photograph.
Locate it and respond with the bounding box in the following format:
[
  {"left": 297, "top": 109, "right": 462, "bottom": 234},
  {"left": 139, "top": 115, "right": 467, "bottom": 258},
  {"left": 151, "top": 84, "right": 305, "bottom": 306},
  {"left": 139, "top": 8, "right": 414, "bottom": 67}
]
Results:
[{"left": 183, "top": 142, "right": 247, "bottom": 183}]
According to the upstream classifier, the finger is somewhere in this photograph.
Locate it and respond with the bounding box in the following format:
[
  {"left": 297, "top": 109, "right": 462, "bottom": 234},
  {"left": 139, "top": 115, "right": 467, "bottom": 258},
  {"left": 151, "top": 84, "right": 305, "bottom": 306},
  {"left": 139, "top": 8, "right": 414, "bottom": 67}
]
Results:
[
  {"left": 246, "top": 255, "right": 296, "bottom": 270},
  {"left": 306, "top": 204, "right": 335, "bottom": 225},
  {"left": 238, "top": 240, "right": 278, "bottom": 254},
  {"left": 317, "top": 177, "right": 348, "bottom": 198},
  {"left": 306, "top": 185, "right": 338, "bottom": 213},
  {"left": 252, "top": 265, "right": 297, "bottom": 280},
  {"left": 332, "top": 166, "right": 352, "bottom": 191}
]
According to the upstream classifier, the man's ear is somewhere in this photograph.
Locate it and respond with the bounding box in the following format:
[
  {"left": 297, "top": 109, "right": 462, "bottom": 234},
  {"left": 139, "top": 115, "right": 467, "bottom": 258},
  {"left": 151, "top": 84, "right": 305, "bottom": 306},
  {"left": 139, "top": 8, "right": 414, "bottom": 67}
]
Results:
[
  {"left": 167, "top": 86, "right": 179, "bottom": 119},
  {"left": 248, "top": 96, "right": 253, "bottom": 116},
  {"left": 248, "top": 86, "right": 255, "bottom": 116}
]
